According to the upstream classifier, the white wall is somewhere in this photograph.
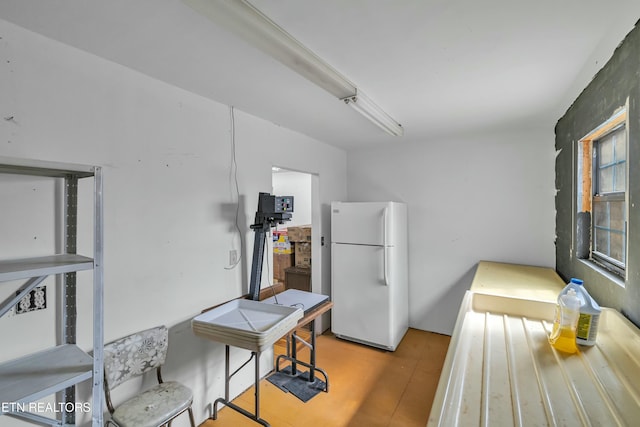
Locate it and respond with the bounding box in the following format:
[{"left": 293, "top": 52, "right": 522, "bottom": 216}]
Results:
[
  {"left": 272, "top": 170, "right": 312, "bottom": 226},
  {"left": 0, "top": 19, "right": 346, "bottom": 426},
  {"left": 346, "top": 130, "right": 556, "bottom": 335}
]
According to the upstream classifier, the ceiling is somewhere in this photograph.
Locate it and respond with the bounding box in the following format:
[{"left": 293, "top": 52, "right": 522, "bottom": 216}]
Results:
[{"left": 1, "top": 1, "right": 639, "bottom": 150}]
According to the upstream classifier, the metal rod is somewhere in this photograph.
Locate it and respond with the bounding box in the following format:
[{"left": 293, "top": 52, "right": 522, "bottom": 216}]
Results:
[
  {"left": 6, "top": 410, "right": 64, "bottom": 426},
  {"left": 286, "top": 334, "right": 291, "bottom": 357},
  {"left": 293, "top": 333, "right": 313, "bottom": 350},
  {"left": 215, "top": 400, "right": 270, "bottom": 427},
  {"left": 212, "top": 348, "right": 271, "bottom": 426},
  {"left": 225, "top": 345, "right": 230, "bottom": 400},
  {"left": 273, "top": 319, "right": 330, "bottom": 392},
  {"left": 309, "top": 320, "right": 316, "bottom": 382},
  {"left": 274, "top": 355, "right": 329, "bottom": 392},
  {"left": 230, "top": 352, "right": 256, "bottom": 379},
  {"left": 254, "top": 351, "right": 260, "bottom": 419},
  {"left": 291, "top": 331, "right": 298, "bottom": 375},
  {"left": 92, "top": 166, "right": 105, "bottom": 427},
  {"left": 248, "top": 228, "right": 266, "bottom": 301},
  {"left": 62, "top": 173, "right": 78, "bottom": 426},
  {"left": 0, "top": 275, "right": 47, "bottom": 318}
]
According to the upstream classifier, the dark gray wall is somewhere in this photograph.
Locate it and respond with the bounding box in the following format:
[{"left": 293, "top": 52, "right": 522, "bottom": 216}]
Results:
[{"left": 555, "top": 22, "right": 640, "bottom": 326}]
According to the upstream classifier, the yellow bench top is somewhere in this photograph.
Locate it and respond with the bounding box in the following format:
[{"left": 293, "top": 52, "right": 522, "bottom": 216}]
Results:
[
  {"left": 470, "top": 261, "right": 565, "bottom": 302},
  {"left": 428, "top": 261, "right": 640, "bottom": 426}
]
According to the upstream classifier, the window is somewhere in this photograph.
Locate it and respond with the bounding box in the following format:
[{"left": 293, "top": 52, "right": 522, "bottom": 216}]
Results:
[
  {"left": 576, "top": 108, "right": 627, "bottom": 276},
  {"left": 592, "top": 125, "right": 626, "bottom": 272}
]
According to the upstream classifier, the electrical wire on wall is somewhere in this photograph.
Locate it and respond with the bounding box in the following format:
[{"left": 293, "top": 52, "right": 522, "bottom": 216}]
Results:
[
  {"left": 223, "top": 107, "right": 281, "bottom": 303},
  {"left": 225, "top": 106, "right": 243, "bottom": 270}
]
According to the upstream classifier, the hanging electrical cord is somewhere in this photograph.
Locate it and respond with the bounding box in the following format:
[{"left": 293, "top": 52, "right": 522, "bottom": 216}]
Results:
[
  {"left": 223, "top": 108, "right": 280, "bottom": 304},
  {"left": 225, "top": 106, "right": 243, "bottom": 270}
]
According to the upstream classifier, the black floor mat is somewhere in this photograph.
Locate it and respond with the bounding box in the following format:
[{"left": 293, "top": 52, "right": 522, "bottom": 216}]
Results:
[
  {"left": 266, "top": 369, "right": 293, "bottom": 393},
  {"left": 267, "top": 367, "right": 326, "bottom": 402}
]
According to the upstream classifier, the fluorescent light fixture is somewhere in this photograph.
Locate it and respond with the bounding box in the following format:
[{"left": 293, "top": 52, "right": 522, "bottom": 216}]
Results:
[
  {"left": 184, "top": 0, "right": 403, "bottom": 136},
  {"left": 183, "top": 0, "right": 355, "bottom": 98},
  {"left": 342, "top": 91, "right": 404, "bottom": 137}
]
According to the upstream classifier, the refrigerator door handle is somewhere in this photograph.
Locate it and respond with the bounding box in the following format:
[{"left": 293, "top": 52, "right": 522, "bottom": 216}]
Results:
[
  {"left": 383, "top": 206, "right": 388, "bottom": 247},
  {"left": 383, "top": 207, "right": 389, "bottom": 286},
  {"left": 383, "top": 247, "right": 390, "bottom": 286}
]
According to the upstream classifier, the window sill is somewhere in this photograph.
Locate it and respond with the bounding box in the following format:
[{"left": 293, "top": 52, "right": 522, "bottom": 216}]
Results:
[{"left": 578, "top": 259, "right": 626, "bottom": 289}]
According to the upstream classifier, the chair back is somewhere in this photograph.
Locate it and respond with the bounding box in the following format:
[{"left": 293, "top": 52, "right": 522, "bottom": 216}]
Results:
[{"left": 104, "top": 325, "right": 168, "bottom": 390}]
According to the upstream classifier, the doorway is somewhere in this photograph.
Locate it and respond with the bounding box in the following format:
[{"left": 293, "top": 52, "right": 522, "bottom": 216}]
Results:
[
  {"left": 271, "top": 166, "right": 326, "bottom": 332},
  {"left": 271, "top": 168, "right": 312, "bottom": 292}
]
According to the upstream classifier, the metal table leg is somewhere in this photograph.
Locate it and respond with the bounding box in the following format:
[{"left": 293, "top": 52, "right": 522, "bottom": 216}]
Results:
[
  {"left": 291, "top": 331, "right": 298, "bottom": 375},
  {"left": 275, "top": 318, "right": 329, "bottom": 392},
  {"left": 308, "top": 319, "right": 316, "bottom": 383},
  {"left": 212, "top": 345, "right": 270, "bottom": 427}
]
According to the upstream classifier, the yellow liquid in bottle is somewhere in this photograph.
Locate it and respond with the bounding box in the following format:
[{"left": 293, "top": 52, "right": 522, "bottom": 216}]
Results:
[{"left": 549, "top": 326, "right": 578, "bottom": 354}]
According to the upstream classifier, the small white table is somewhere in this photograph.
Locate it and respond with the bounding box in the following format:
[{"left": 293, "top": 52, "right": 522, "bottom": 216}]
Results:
[{"left": 193, "top": 291, "right": 332, "bottom": 426}]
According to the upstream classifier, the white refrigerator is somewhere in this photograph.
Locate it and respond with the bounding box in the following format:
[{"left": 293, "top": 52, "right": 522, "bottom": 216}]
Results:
[{"left": 331, "top": 201, "right": 408, "bottom": 351}]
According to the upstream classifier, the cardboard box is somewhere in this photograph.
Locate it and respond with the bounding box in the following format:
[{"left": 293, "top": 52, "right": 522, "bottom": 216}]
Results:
[
  {"left": 288, "top": 225, "right": 311, "bottom": 242},
  {"left": 285, "top": 266, "right": 311, "bottom": 292},
  {"left": 273, "top": 253, "right": 294, "bottom": 282},
  {"left": 273, "top": 229, "right": 288, "bottom": 242},
  {"left": 273, "top": 241, "right": 292, "bottom": 254},
  {"left": 273, "top": 229, "right": 292, "bottom": 254},
  {"left": 294, "top": 242, "right": 311, "bottom": 268}
]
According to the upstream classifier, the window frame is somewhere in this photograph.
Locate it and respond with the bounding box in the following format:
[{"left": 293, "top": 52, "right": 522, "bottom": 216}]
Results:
[
  {"left": 576, "top": 108, "right": 628, "bottom": 278},
  {"left": 592, "top": 124, "right": 626, "bottom": 274}
]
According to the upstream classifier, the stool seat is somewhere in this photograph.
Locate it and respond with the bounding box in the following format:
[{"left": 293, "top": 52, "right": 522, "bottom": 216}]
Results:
[{"left": 111, "top": 381, "right": 193, "bottom": 427}]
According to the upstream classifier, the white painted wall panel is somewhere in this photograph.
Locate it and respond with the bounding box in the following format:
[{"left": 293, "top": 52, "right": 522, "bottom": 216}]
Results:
[
  {"left": 272, "top": 171, "right": 312, "bottom": 226},
  {"left": 0, "top": 19, "right": 346, "bottom": 426},
  {"left": 346, "top": 131, "right": 556, "bottom": 335}
]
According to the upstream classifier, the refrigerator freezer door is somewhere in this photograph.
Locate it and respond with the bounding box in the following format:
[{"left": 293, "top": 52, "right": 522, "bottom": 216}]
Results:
[
  {"left": 331, "top": 202, "right": 390, "bottom": 246},
  {"left": 331, "top": 243, "right": 393, "bottom": 348}
]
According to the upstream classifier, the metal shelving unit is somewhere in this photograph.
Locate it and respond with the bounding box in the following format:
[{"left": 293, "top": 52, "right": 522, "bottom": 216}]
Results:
[{"left": 0, "top": 156, "right": 104, "bottom": 426}]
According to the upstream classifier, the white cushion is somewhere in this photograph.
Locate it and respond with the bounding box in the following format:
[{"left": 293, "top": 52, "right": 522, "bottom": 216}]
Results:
[{"left": 110, "top": 381, "right": 193, "bottom": 427}]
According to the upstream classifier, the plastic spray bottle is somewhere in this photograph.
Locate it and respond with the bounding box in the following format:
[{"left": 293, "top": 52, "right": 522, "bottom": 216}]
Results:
[
  {"left": 560, "top": 278, "right": 601, "bottom": 346},
  {"left": 549, "top": 288, "right": 580, "bottom": 353}
]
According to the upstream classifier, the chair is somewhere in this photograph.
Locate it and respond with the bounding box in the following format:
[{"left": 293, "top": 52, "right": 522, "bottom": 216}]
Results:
[{"left": 103, "top": 325, "right": 196, "bottom": 427}]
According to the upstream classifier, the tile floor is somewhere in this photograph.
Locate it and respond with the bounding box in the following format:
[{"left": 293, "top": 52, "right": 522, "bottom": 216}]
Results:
[{"left": 199, "top": 328, "right": 451, "bottom": 427}]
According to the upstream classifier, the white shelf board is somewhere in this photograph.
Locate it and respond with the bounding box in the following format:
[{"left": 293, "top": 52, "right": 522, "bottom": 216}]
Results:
[
  {"left": 0, "top": 156, "right": 96, "bottom": 178},
  {"left": 0, "top": 254, "right": 94, "bottom": 282},
  {"left": 0, "top": 344, "right": 93, "bottom": 412}
]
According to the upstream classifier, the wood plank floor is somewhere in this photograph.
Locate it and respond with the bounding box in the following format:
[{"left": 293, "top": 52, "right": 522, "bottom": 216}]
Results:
[{"left": 200, "top": 328, "right": 450, "bottom": 427}]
